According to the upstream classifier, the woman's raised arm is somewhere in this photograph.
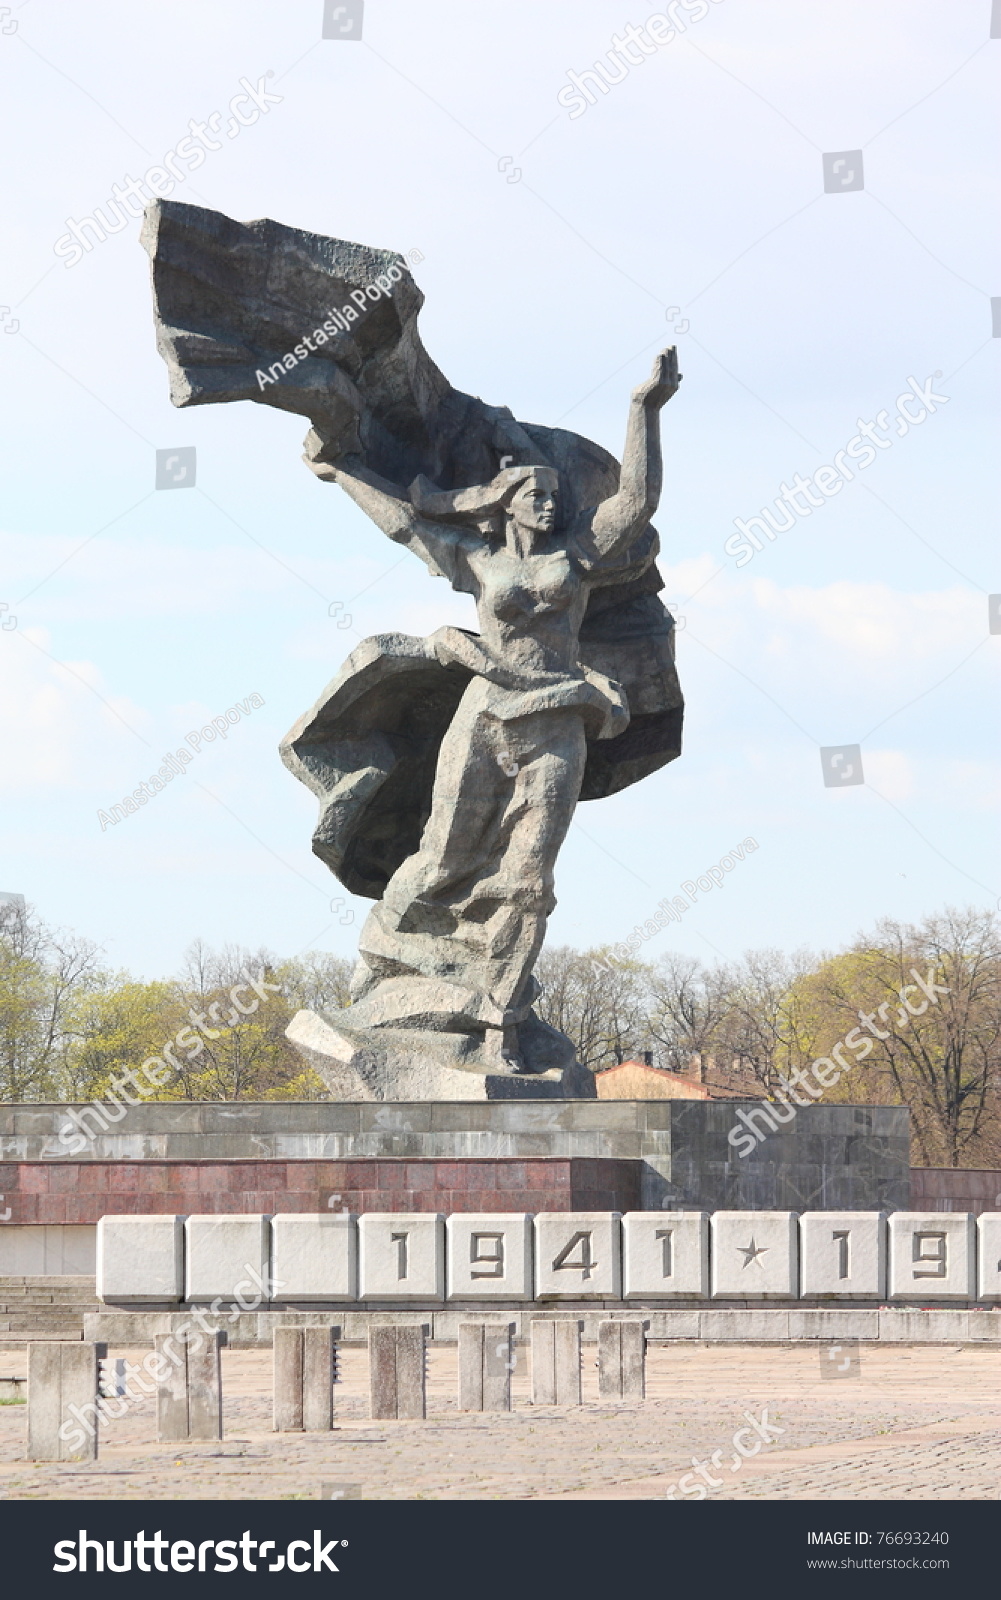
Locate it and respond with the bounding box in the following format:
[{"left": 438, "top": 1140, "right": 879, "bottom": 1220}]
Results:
[{"left": 583, "top": 347, "right": 681, "bottom": 565}]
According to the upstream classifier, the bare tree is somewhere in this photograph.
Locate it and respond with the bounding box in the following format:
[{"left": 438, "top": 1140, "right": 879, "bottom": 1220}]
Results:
[
  {"left": 276, "top": 951, "right": 354, "bottom": 1014},
  {"left": 814, "top": 908, "right": 1001, "bottom": 1167},
  {"left": 535, "top": 945, "right": 648, "bottom": 1071},
  {"left": 643, "top": 953, "right": 734, "bottom": 1074},
  {"left": 714, "top": 947, "right": 816, "bottom": 1093}
]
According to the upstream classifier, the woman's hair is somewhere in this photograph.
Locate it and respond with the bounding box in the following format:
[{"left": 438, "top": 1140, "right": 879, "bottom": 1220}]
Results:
[{"left": 410, "top": 465, "right": 559, "bottom": 538}]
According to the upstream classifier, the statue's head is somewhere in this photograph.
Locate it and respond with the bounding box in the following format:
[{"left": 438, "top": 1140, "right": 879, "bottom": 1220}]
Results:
[
  {"left": 505, "top": 467, "right": 559, "bottom": 539},
  {"left": 409, "top": 464, "right": 560, "bottom": 541}
]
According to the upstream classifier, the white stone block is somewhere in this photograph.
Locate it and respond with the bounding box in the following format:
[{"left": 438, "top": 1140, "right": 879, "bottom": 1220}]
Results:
[
  {"left": 184, "top": 1214, "right": 271, "bottom": 1303},
  {"left": 976, "top": 1214, "right": 1001, "bottom": 1302},
  {"left": 96, "top": 1214, "right": 183, "bottom": 1304},
  {"left": 622, "top": 1212, "right": 708, "bottom": 1299},
  {"left": 711, "top": 1212, "right": 798, "bottom": 1299},
  {"left": 358, "top": 1213, "right": 444, "bottom": 1302},
  {"left": 446, "top": 1214, "right": 533, "bottom": 1300},
  {"left": 533, "top": 1214, "right": 621, "bottom": 1300},
  {"left": 0, "top": 1224, "right": 96, "bottom": 1277},
  {"left": 270, "top": 1214, "right": 358, "bottom": 1302},
  {"left": 799, "top": 1212, "right": 886, "bottom": 1299},
  {"left": 888, "top": 1212, "right": 975, "bottom": 1300}
]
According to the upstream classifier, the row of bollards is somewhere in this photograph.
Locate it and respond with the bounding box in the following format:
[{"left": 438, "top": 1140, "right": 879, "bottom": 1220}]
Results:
[{"left": 24, "top": 1319, "right": 647, "bottom": 1458}]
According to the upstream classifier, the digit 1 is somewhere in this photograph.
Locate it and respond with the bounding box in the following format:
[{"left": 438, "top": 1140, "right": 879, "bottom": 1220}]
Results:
[
  {"left": 833, "top": 1230, "right": 850, "bottom": 1280},
  {"left": 391, "top": 1232, "right": 408, "bottom": 1281},
  {"left": 655, "top": 1229, "right": 673, "bottom": 1278}
]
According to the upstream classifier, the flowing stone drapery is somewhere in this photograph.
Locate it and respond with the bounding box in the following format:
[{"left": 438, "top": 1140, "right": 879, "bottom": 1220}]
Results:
[{"left": 143, "top": 200, "right": 684, "bottom": 1098}]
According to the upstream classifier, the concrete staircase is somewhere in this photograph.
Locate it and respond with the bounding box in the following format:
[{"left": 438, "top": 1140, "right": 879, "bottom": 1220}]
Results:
[{"left": 0, "top": 1276, "right": 100, "bottom": 1346}]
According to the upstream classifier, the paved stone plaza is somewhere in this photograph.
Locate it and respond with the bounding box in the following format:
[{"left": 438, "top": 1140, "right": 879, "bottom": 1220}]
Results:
[{"left": 1, "top": 1343, "right": 997, "bottom": 1501}]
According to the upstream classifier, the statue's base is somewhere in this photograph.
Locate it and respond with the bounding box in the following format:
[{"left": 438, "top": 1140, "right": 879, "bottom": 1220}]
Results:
[{"left": 286, "top": 1009, "right": 596, "bottom": 1101}]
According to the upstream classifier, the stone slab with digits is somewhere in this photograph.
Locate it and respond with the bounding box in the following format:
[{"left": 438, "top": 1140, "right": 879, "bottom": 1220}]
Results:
[
  {"left": 799, "top": 1211, "right": 886, "bottom": 1299},
  {"left": 358, "top": 1212, "right": 445, "bottom": 1302},
  {"left": 91, "top": 1207, "right": 1000, "bottom": 1310},
  {"left": 446, "top": 1213, "right": 533, "bottom": 1300},
  {"left": 622, "top": 1210, "right": 708, "bottom": 1299},
  {"left": 888, "top": 1212, "right": 976, "bottom": 1300},
  {"left": 711, "top": 1211, "right": 798, "bottom": 1300},
  {"left": 534, "top": 1212, "right": 622, "bottom": 1300},
  {"left": 975, "top": 1213, "right": 1001, "bottom": 1302}
]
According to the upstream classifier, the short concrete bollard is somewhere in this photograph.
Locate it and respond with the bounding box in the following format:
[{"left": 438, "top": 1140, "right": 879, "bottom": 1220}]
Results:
[
  {"left": 597, "top": 1319, "right": 646, "bottom": 1399},
  {"left": 531, "top": 1319, "right": 582, "bottom": 1406},
  {"left": 274, "top": 1326, "right": 336, "bottom": 1432},
  {"left": 155, "top": 1329, "right": 225, "bottom": 1442},
  {"left": 27, "top": 1341, "right": 105, "bottom": 1462},
  {"left": 369, "top": 1324, "right": 426, "bottom": 1419},
  {"left": 458, "top": 1322, "right": 514, "bottom": 1412}
]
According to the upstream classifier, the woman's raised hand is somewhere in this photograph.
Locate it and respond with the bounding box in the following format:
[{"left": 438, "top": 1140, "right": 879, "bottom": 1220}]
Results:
[{"left": 631, "top": 347, "right": 682, "bottom": 410}]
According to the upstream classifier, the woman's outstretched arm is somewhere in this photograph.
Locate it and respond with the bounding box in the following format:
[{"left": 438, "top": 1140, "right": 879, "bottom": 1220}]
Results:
[
  {"left": 583, "top": 347, "right": 681, "bottom": 564},
  {"left": 303, "top": 448, "right": 476, "bottom": 589}
]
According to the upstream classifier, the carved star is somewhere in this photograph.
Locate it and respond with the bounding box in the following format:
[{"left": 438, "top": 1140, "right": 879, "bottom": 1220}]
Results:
[{"left": 738, "top": 1237, "right": 769, "bottom": 1268}]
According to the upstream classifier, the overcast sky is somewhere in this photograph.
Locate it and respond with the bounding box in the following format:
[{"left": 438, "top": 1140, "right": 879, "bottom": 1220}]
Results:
[{"left": 1, "top": 0, "right": 998, "bottom": 980}]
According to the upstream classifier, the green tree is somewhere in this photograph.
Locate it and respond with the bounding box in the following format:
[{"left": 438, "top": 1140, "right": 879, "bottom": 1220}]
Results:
[
  {"left": 0, "top": 899, "right": 102, "bottom": 1100},
  {"left": 795, "top": 908, "right": 1001, "bottom": 1167}
]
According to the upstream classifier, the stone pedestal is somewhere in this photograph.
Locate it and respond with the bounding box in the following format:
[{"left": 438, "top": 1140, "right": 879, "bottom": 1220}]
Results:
[
  {"left": 597, "top": 1318, "right": 646, "bottom": 1399},
  {"left": 274, "top": 1326, "right": 335, "bottom": 1432},
  {"left": 155, "top": 1329, "right": 224, "bottom": 1441},
  {"left": 27, "top": 1341, "right": 104, "bottom": 1462},
  {"left": 531, "top": 1319, "right": 582, "bottom": 1406},
  {"left": 458, "top": 1322, "right": 514, "bottom": 1412},
  {"left": 286, "top": 1009, "right": 596, "bottom": 1101},
  {"left": 369, "top": 1324, "right": 427, "bottom": 1419}
]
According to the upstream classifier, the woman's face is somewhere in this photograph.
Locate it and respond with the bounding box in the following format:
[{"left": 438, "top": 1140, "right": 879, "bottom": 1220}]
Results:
[{"left": 509, "top": 478, "right": 557, "bottom": 537}]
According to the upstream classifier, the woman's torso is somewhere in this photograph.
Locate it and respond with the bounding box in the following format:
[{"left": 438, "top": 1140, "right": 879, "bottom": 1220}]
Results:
[{"left": 466, "top": 543, "right": 587, "bottom": 676}]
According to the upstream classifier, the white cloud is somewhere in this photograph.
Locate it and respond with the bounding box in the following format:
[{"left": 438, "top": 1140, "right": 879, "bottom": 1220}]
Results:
[{"left": 0, "top": 627, "right": 152, "bottom": 792}]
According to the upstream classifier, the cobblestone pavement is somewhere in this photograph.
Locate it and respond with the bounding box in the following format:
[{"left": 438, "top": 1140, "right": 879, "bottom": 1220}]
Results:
[{"left": 0, "top": 1344, "right": 997, "bottom": 1501}]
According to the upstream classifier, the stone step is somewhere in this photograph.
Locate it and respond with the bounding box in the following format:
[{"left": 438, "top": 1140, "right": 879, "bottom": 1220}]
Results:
[
  {"left": 0, "top": 1286, "right": 99, "bottom": 1299},
  {"left": 0, "top": 1330, "right": 83, "bottom": 1345},
  {"left": 1, "top": 1315, "right": 92, "bottom": 1331},
  {"left": 0, "top": 1277, "right": 97, "bottom": 1289},
  {"left": 0, "top": 1303, "right": 99, "bottom": 1316}
]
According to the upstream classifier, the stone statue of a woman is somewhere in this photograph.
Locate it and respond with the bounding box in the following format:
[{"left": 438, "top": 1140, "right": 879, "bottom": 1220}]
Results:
[
  {"left": 292, "top": 351, "right": 681, "bottom": 1089},
  {"left": 142, "top": 199, "right": 685, "bottom": 1097}
]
